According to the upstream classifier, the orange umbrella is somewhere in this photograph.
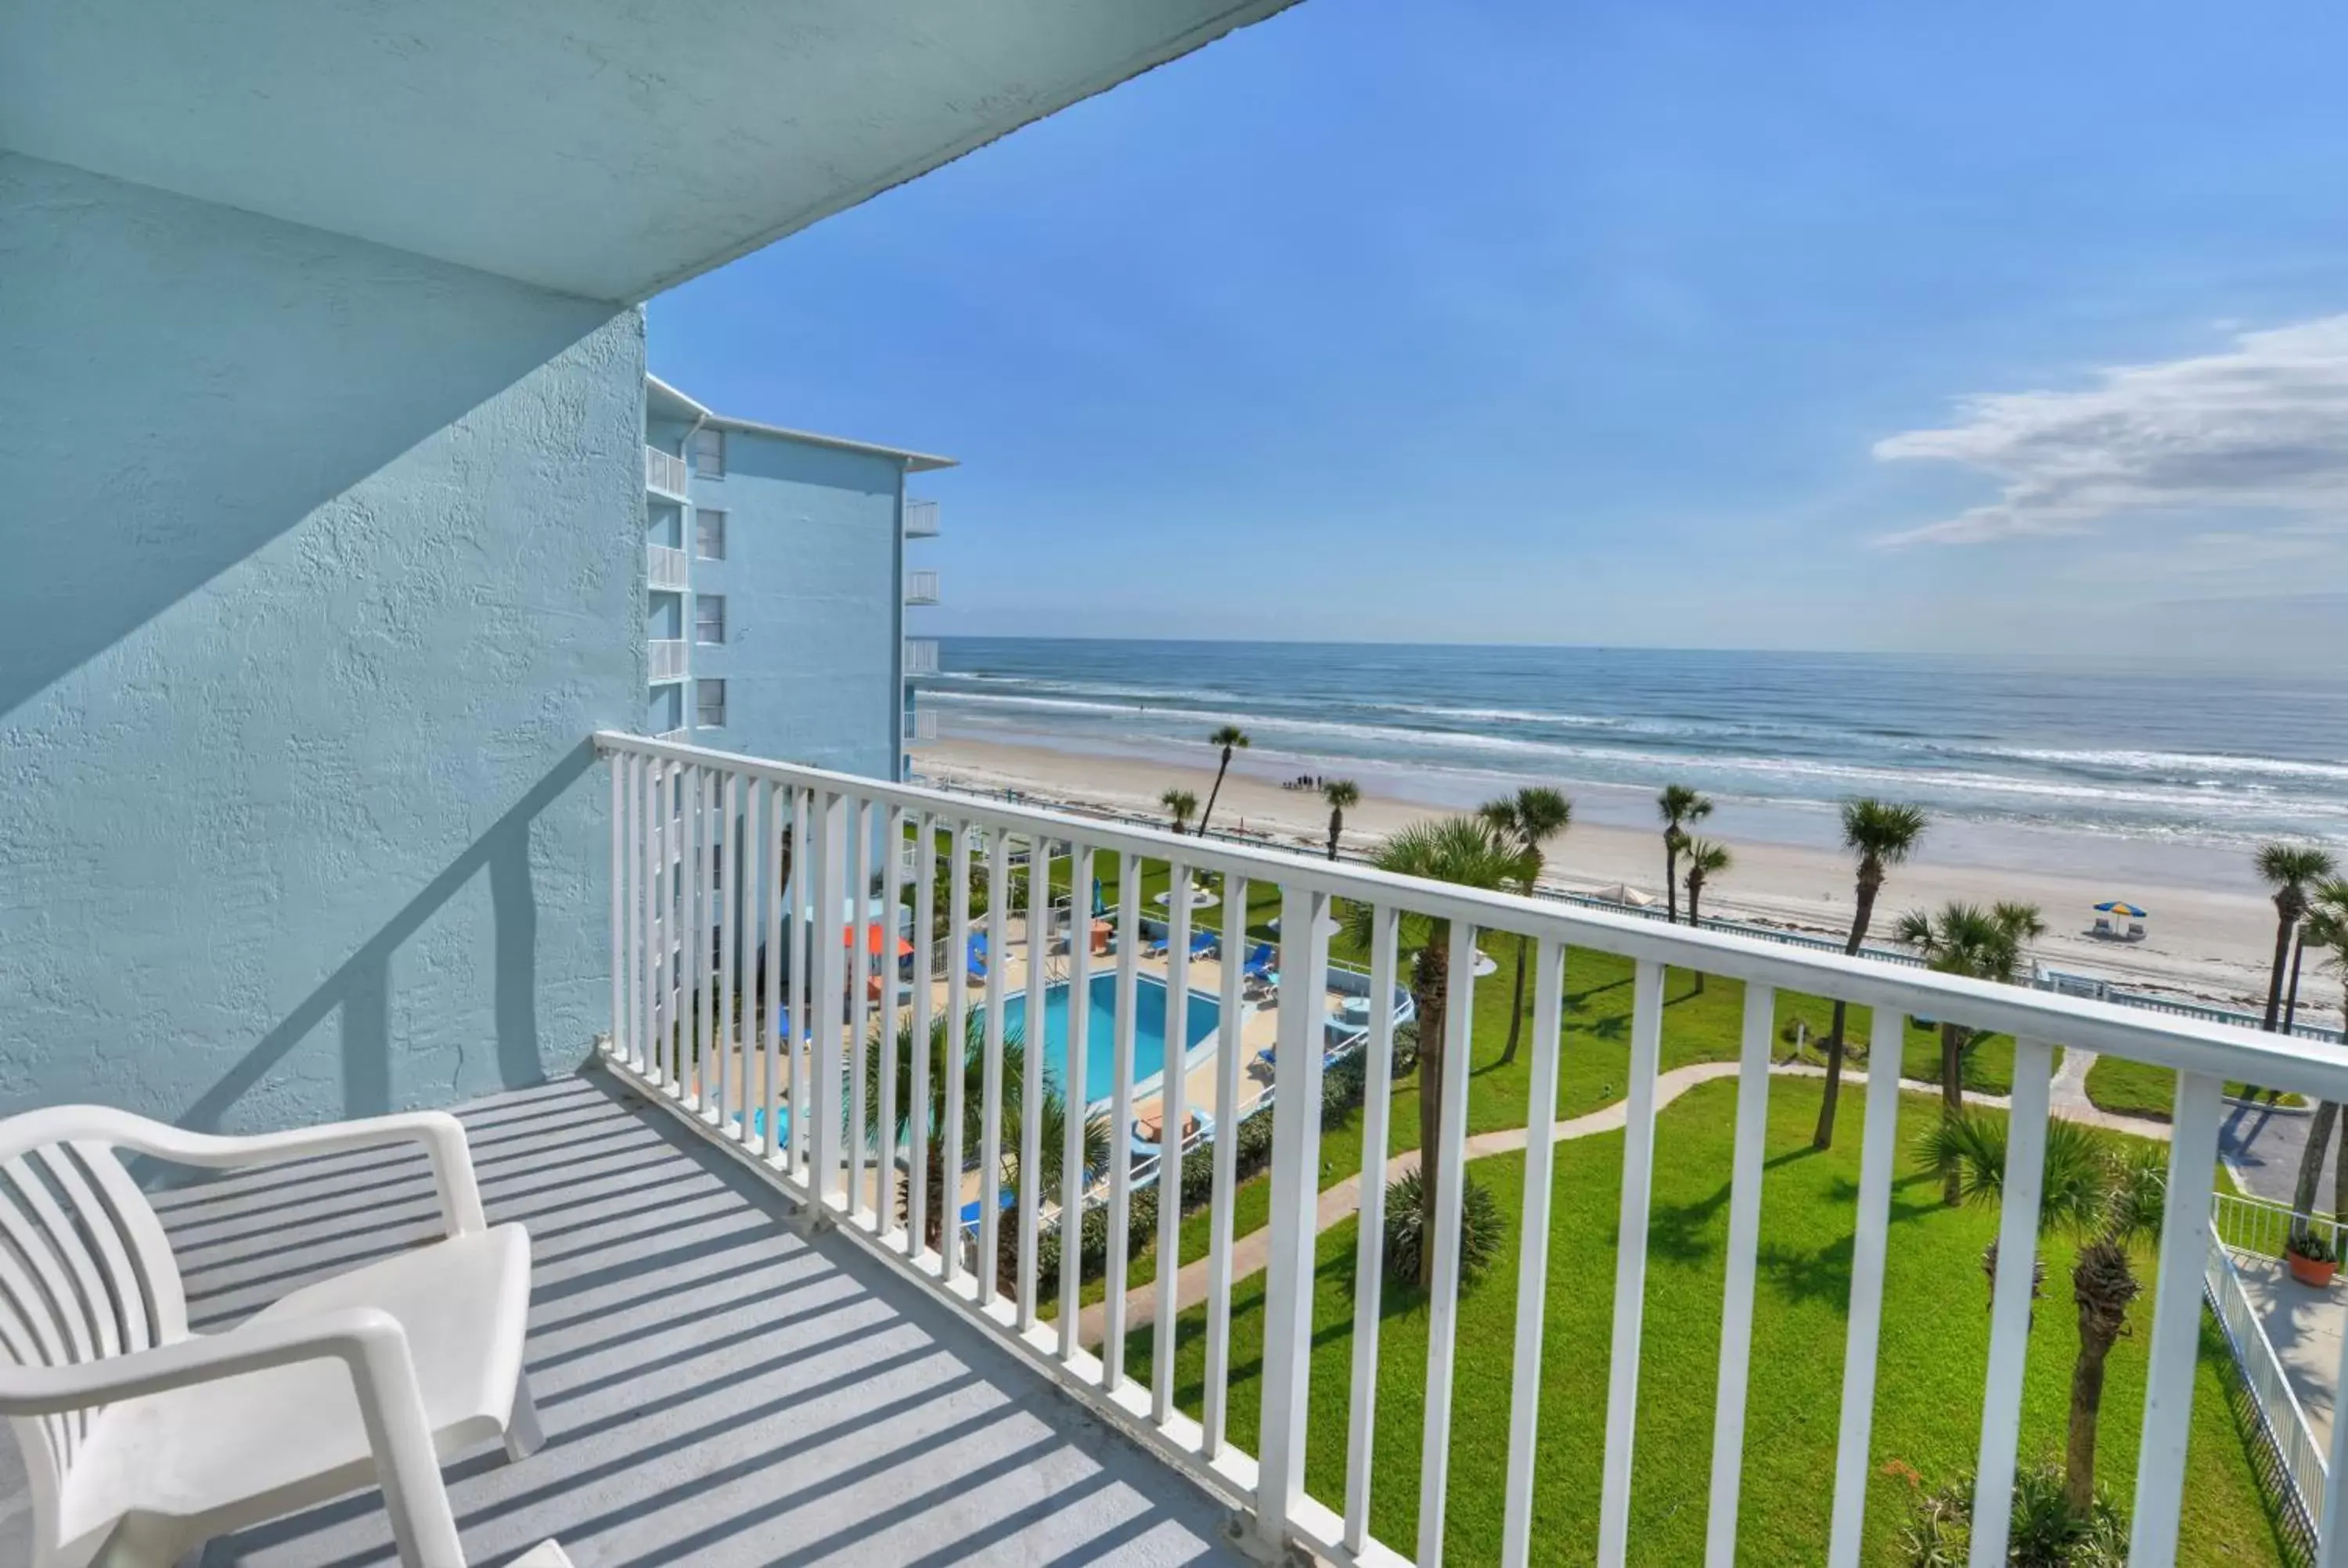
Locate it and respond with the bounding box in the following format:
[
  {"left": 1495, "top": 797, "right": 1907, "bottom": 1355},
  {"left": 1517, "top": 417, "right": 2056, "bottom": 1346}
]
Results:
[{"left": 843, "top": 922, "right": 914, "bottom": 958}]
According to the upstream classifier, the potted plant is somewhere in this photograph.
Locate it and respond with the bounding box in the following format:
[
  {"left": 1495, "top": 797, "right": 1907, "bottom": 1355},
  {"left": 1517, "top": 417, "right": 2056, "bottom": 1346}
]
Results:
[{"left": 2286, "top": 1230, "right": 2339, "bottom": 1288}]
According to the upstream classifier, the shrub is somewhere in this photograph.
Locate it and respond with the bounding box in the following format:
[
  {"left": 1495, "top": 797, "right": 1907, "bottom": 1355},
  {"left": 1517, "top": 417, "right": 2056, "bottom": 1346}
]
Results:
[
  {"left": 2289, "top": 1230, "right": 2338, "bottom": 1264},
  {"left": 1381, "top": 1167, "right": 1506, "bottom": 1293},
  {"left": 1897, "top": 1462, "right": 2127, "bottom": 1566}
]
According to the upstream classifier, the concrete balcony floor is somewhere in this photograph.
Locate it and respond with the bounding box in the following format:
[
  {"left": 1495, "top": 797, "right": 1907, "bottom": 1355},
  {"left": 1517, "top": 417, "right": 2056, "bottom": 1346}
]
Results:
[{"left": 0, "top": 1074, "right": 1245, "bottom": 1567}]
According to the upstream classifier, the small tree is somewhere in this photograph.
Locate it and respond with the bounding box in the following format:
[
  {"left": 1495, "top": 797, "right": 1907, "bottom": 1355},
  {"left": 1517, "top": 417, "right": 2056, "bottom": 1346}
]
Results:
[
  {"left": 2287, "top": 879, "right": 2348, "bottom": 1243},
  {"left": 1159, "top": 787, "right": 1197, "bottom": 837},
  {"left": 1478, "top": 786, "right": 1572, "bottom": 1063},
  {"left": 1657, "top": 784, "right": 1712, "bottom": 925},
  {"left": 1196, "top": 725, "right": 1248, "bottom": 836},
  {"left": 1922, "top": 1112, "right": 2166, "bottom": 1516},
  {"left": 1681, "top": 837, "right": 1731, "bottom": 992},
  {"left": 1320, "top": 777, "right": 1360, "bottom": 861},
  {"left": 2258, "top": 843, "right": 2338, "bottom": 1030},
  {"left": 1815, "top": 798, "right": 1929, "bottom": 1151},
  {"left": 1896, "top": 900, "right": 2043, "bottom": 1201}
]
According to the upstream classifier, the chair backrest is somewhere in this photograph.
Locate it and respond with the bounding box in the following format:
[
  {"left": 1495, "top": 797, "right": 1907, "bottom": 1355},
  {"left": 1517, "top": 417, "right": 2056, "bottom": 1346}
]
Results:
[{"left": 0, "top": 1121, "right": 189, "bottom": 1543}]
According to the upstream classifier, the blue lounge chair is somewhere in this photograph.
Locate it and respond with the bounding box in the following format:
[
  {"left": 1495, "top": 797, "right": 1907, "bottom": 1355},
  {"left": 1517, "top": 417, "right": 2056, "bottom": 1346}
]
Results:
[
  {"left": 1130, "top": 1109, "right": 1215, "bottom": 1160},
  {"left": 966, "top": 932, "right": 989, "bottom": 981},
  {"left": 1189, "top": 928, "right": 1220, "bottom": 959}
]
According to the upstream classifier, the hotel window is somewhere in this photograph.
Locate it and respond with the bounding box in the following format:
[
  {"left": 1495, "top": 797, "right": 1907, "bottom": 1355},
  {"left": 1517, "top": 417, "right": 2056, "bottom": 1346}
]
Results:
[
  {"left": 696, "top": 678, "right": 726, "bottom": 729},
  {"left": 693, "top": 426, "right": 726, "bottom": 478},
  {"left": 695, "top": 595, "right": 726, "bottom": 645},
  {"left": 696, "top": 508, "right": 726, "bottom": 559}
]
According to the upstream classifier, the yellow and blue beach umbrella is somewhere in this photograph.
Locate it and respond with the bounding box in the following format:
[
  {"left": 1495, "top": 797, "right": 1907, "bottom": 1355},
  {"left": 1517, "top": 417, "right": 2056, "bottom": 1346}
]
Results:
[{"left": 2094, "top": 900, "right": 2148, "bottom": 918}]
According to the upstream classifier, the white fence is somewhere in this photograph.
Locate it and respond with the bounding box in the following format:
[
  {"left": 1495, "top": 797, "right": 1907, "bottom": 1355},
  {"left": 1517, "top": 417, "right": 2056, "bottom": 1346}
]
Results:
[
  {"left": 2204, "top": 1228, "right": 2328, "bottom": 1543},
  {"left": 904, "top": 498, "right": 940, "bottom": 538},
  {"left": 905, "top": 569, "right": 940, "bottom": 606},
  {"left": 644, "top": 444, "right": 689, "bottom": 498},
  {"left": 647, "top": 543, "right": 689, "bottom": 592},
  {"left": 648, "top": 638, "right": 686, "bottom": 683},
  {"left": 592, "top": 732, "right": 2348, "bottom": 1568}
]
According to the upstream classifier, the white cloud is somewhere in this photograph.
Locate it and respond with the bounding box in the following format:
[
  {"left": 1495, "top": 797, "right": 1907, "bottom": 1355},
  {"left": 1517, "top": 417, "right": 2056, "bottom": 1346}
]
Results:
[{"left": 1873, "top": 315, "right": 2348, "bottom": 545}]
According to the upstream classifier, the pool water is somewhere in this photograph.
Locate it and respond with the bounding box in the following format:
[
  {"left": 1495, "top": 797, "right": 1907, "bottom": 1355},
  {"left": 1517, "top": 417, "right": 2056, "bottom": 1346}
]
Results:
[{"left": 1003, "top": 972, "right": 1220, "bottom": 1106}]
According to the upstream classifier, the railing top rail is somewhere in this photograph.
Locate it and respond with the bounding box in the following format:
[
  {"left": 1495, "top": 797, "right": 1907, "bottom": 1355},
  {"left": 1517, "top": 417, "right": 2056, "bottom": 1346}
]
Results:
[{"left": 593, "top": 730, "right": 2348, "bottom": 1102}]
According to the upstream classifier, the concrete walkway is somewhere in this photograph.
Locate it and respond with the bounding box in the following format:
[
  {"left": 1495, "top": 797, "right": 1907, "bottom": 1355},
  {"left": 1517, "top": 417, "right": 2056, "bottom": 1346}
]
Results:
[
  {"left": 2231, "top": 1252, "right": 2346, "bottom": 1448},
  {"left": 1077, "top": 1053, "right": 2173, "bottom": 1346}
]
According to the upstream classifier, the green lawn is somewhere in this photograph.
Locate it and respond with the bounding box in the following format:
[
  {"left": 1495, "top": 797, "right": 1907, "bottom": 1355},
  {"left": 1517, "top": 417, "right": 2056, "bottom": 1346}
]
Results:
[
  {"left": 2083, "top": 1054, "right": 2305, "bottom": 1120},
  {"left": 1122, "top": 1077, "right": 2287, "bottom": 1564}
]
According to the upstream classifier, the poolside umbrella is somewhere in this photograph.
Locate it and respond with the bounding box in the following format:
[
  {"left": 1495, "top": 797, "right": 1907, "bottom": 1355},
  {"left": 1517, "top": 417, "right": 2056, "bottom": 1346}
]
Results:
[
  {"left": 2093, "top": 901, "right": 2148, "bottom": 919},
  {"left": 844, "top": 922, "right": 913, "bottom": 957}
]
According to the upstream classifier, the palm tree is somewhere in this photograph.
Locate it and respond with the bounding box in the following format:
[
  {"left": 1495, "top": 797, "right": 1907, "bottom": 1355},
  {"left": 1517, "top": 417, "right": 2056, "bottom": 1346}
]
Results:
[
  {"left": 1478, "top": 786, "right": 1572, "bottom": 1063},
  {"left": 1159, "top": 787, "right": 1197, "bottom": 837},
  {"left": 1814, "top": 800, "right": 1929, "bottom": 1151},
  {"left": 1657, "top": 784, "right": 1712, "bottom": 924},
  {"left": 866, "top": 1007, "right": 1112, "bottom": 1254},
  {"left": 1196, "top": 725, "right": 1249, "bottom": 837},
  {"left": 1922, "top": 1112, "right": 2167, "bottom": 1515},
  {"left": 2258, "top": 843, "right": 2339, "bottom": 1030},
  {"left": 1320, "top": 778, "right": 1360, "bottom": 861},
  {"left": 1896, "top": 900, "right": 2043, "bottom": 1202},
  {"left": 1680, "top": 837, "right": 1731, "bottom": 992},
  {"left": 1340, "top": 817, "right": 1521, "bottom": 1289},
  {"left": 2287, "top": 880, "right": 2348, "bottom": 1243}
]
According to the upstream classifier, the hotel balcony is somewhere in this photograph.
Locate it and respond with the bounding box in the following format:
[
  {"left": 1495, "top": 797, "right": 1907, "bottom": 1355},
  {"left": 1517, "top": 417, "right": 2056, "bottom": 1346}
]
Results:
[
  {"left": 905, "top": 568, "right": 941, "bottom": 606},
  {"left": 647, "top": 543, "right": 690, "bottom": 592},
  {"left": 904, "top": 498, "right": 941, "bottom": 538},
  {"left": 368, "top": 730, "right": 2321, "bottom": 1568},
  {"left": 648, "top": 638, "right": 686, "bottom": 683},
  {"left": 644, "top": 444, "right": 690, "bottom": 501},
  {"left": 903, "top": 706, "right": 939, "bottom": 743},
  {"left": 903, "top": 638, "right": 939, "bottom": 677}
]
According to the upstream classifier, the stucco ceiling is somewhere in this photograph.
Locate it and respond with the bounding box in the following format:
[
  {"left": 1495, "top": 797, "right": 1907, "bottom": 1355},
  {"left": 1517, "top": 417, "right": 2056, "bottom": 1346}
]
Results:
[{"left": 0, "top": 0, "right": 1294, "bottom": 303}]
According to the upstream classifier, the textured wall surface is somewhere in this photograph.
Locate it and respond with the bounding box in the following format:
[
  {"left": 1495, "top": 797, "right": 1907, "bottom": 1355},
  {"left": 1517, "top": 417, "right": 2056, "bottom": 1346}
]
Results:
[
  {"left": 0, "top": 153, "right": 642, "bottom": 1132},
  {"left": 688, "top": 430, "right": 905, "bottom": 779}
]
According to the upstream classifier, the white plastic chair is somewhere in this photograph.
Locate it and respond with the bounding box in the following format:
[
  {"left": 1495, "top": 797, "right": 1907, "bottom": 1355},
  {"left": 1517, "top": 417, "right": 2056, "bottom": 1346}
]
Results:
[{"left": 0, "top": 1105, "right": 566, "bottom": 1568}]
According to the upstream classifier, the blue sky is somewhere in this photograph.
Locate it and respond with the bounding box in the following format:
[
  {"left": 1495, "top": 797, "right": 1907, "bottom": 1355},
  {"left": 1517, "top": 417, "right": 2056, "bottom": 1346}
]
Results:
[{"left": 649, "top": 0, "right": 2348, "bottom": 659}]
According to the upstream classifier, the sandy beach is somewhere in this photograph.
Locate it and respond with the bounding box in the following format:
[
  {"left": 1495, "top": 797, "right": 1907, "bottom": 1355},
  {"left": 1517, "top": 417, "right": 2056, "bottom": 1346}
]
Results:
[{"left": 912, "top": 734, "right": 2329, "bottom": 1025}]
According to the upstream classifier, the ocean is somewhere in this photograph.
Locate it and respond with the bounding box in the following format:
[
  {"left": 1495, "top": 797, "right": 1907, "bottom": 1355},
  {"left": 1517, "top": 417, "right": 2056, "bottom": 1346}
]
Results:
[{"left": 917, "top": 640, "right": 2348, "bottom": 888}]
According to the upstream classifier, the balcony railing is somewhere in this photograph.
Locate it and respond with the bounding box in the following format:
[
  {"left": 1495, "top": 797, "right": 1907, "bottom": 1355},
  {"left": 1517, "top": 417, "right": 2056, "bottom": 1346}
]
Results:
[
  {"left": 905, "top": 569, "right": 940, "bottom": 606},
  {"left": 647, "top": 543, "right": 689, "bottom": 592},
  {"left": 902, "top": 707, "right": 938, "bottom": 743},
  {"left": 648, "top": 638, "right": 686, "bottom": 683},
  {"left": 645, "top": 444, "right": 690, "bottom": 499},
  {"left": 902, "top": 638, "right": 939, "bottom": 677},
  {"left": 589, "top": 731, "right": 2348, "bottom": 1568},
  {"left": 904, "top": 498, "right": 940, "bottom": 538}
]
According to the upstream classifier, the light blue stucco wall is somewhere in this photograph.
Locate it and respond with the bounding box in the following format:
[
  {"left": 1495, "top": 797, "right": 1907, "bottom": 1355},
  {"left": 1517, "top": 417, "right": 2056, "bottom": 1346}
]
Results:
[
  {"left": 687, "top": 430, "right": 904, "bottom": 779},
  {"left": 0, "top": 153, "right": 643, "bottom": 1133}
]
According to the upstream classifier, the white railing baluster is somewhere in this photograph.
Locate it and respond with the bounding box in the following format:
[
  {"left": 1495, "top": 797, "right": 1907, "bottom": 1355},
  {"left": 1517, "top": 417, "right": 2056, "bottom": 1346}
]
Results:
[
  {"left": 1970, "top": 1036, "right": 2054, "bottom": 1566},
  {"left": 610, "top": 746, "right": 627, "bottom": 1068},
  {"left": 1059, "top": 845, "right": 1097, "bottom": 1358},
  {"left": 2128, "top": 1071, "right": 2224, "bottom": 1566},
  {"left": 654, "top": 762, "right": 672, "bottom": 1085},
  {"left": 788, "top": 786, "right": 809, "bottom": 1177},
  {"left": 1500, "top": 936, "right": 1566, "bottom": 1568},
  {"left": 809, "top": 789, "right": 845, "bottom": 1216},
  {"left": 1154, "top": 859, "right": 1194, "bottom": 1429},
  {"left": 942, "top": 823, "right": 970, "bottom": 1284},
  {"left": 978, "top": 833, "right": 1010, "bottom": 1304},
  {"left": 762, "top": 780, "right": 782, "bottom": 1162},
  {"left": 1417, "top": 915, "right": 1482, "bottom": 1566},
  {"left": 698, "top": 768, "right": 718, "bottom": 1118},
  {"left": 910, "top": 813, "right": 936, "bottom": 1261},
  {"left": 1255, "top": 882, "right": 1331, "bottom": 1554},
  {"left": 639, "top": 757, "right": 657, "bottom": 1081},
  {"left": 1597, "top": 957, "right": 1667, "bottom": 1565},
  {"left": 1104, "top": 851, "right": 1141, "bottom": 1389},
  {"left": 1343, "top": 902, "right": 1400, "bottom": 1552},
  {"left": 717, "top": 770, "right": 738, "bottom": 1132},
  {"left": 681, "top": 764, "right": 703, "bottom": 1111},
  {"left": 1702, "top": 980, "right": 1777, "bottom": 1568},
  {"left": 1826, "top": 1005, "right": 1906, "bottom": 1568},
  {"left": 879, "top": 805, "right": 905, "bottom": 1239},
  {"left": 1202, "top": 870, "right": 1250, "bottom": 1455},
  {"left": 2321, "top": 1272, "right": 2348, "bottom": 1566},
  {"left": 848, "top": 797, "right": 870, "bottom": 1222},
  {"left": 1017, "top": 836, "right": 1049, "bottom": 1329}
]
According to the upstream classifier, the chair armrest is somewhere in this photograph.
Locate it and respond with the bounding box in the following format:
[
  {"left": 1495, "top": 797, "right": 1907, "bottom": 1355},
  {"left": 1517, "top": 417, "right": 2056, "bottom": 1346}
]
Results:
[
  {"left": 0, "top": 1308, "right": 470, "bottom": 1568},
  {"left": 101, "top": 1109, "right": 488, "bottom": 1236}
]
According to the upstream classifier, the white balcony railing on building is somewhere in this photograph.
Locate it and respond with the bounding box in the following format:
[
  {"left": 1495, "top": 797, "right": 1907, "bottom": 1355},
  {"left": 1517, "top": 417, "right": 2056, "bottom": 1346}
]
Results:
[
  {"left": 902, "top": 707, "right": 938, "bottom": 743},
  {"left": 648, "top": 638, "right": 686, "bottom": 683},
  {"left": 590, "top": 731, "right": 2348, "bottom": 1568},
  {"left": 904, "top": 498, "right": 940, "bottom": 538},
  {"left": 645, "top": 444, "right": 690, "bottom": 498},
  {"left": 648, "top": 543, "right": 690, "bottom": 592},
  {"left": 905, "top": 569, "right": 941, "bottom": 606},
  {"left": 903, "top": 639, "right": 939, "bottom": 677},
  {"left": 2204, "top": 1203, "right": 2331, "bottom": 1543}
]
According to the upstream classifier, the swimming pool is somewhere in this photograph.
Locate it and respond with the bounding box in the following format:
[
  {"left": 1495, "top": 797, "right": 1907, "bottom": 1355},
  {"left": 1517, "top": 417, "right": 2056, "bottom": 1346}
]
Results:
[{"left": 1003, "top": 972, "right": 1220, "bottom": 1106}]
